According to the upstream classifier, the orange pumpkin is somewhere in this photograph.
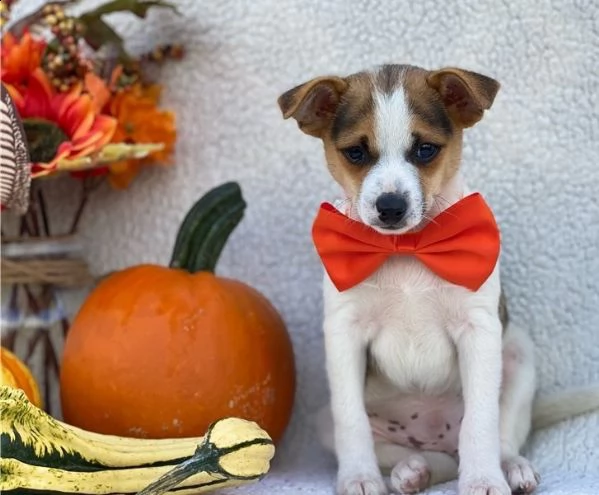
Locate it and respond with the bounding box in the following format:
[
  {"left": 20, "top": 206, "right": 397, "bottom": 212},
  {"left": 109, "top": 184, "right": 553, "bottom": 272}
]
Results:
[
  {"left": 60, "top": 183, "right": 295, "bottom": 443},
  {"left": 1, "top": 347, "right": 42, "bottom": 408}
]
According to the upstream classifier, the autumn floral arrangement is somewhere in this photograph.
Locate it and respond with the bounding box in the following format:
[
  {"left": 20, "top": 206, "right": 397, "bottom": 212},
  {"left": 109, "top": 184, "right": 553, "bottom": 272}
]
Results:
[
  {"left": 2, "top": 0, "right": 181, "bottom": 191},
  {"left": 0, "top": 0, "right": 183, "bottom": 414}
]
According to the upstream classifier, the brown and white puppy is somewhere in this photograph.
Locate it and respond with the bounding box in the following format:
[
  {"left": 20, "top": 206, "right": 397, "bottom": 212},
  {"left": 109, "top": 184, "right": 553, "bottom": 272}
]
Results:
[{"left": 277, "top": 64, "right": 599, "bottom": 495}]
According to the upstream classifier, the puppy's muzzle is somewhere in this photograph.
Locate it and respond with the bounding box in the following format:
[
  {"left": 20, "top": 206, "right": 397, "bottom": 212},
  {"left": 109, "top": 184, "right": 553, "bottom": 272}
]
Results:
[{"left": 376, "top": 193, "right": 408, "bottom": 228}]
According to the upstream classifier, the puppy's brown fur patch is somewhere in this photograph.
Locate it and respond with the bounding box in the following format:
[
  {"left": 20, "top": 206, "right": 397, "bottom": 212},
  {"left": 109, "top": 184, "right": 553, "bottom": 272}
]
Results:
[
  {"left": 325, "top": 73, "right": 378, "bottom": 197},
  {"left": 400, "top": 67, "right": 462, "bottom": 205}
]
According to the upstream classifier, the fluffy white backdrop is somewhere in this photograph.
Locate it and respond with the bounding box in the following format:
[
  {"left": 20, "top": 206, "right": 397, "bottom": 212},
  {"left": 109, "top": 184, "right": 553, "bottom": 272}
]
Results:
[{"left": 11, "top": 0, "right": 599, "bottom": 493}]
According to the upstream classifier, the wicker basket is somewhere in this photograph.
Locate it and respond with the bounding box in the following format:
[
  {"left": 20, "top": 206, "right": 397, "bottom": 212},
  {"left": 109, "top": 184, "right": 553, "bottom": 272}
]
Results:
[
  {"left": 1, "top": 236, "right": 93, "bottom": 287},
  {"left": 1, "top": 235, "right": 93, "bottom": 416}
]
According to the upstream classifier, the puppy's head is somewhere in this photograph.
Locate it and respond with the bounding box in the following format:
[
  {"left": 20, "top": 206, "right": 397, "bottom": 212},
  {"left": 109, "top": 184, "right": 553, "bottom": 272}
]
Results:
[{"left": 278, "top": 65, "right": 499, "bottom": 233}]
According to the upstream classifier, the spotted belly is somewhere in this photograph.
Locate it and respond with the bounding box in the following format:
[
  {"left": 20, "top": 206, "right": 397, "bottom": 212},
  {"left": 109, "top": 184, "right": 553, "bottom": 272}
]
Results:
[{"left": 367, "top": 393, "right": 464, "bottom": 457}]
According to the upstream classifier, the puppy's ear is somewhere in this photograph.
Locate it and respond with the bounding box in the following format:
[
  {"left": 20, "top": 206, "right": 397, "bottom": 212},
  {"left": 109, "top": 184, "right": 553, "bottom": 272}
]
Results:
[
  {"left": 278, "top": 76, "right": 348, "bottom": 137},
  {"left": 427, "top": 68, "right": 500, "bottom": 128}
]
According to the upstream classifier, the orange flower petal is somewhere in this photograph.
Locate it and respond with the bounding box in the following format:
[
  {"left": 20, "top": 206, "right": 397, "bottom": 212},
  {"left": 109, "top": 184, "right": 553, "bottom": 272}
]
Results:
[
  {"left": 143, "top": 84, "right": 162, "bottom": 104},
  {"left": 3, "top": 83, "right": 25, "bottom": 110},
  {"left": 68, "top": 106, "right": 95, "bottom": 140},
  {"left": 60, "top": 92, "right": 94, "bottom": 137},
  {"left": 20, "top": 69, "right": 54, "bottom": 119},
  {"left": 32, "top": 68, "right": 53, "bottom": 96},
  {"left": 69, "top": 144, "right": 101, "bottom": 159},
  {"left": 69, "top": 133, "right": 108, "bottom": 157},
  {"left": 1, "top": 31, "right": 46, "bottom": 87},
  {"left": 84, "top": 72, "right": 111, "bottom": 113},
  {"left": 55, "top": 142, "right": 75, "bottom": 157},
  {"left": 2, "top": 32, "right": 16, "bottom": 50},
  {"left": 109, "top": 65, "right": 124, "bottom": 89},
  {"left": 108, "top": 161, "right": 131, "bottom": 174},
  {"left": 71, "top": 110, "right": 96, "bottom": 141},
  {"left": 68, "top": 115, "right": 117, "bottom": 156},
  {"left": 89, "top": 115, "right": 117, "bottom": 148},
  {"left": 108, "top": 160, "right": 140, "bottom": 189},
  {"left": 55, "top": 83, "right": 83, "bottom": 117}
]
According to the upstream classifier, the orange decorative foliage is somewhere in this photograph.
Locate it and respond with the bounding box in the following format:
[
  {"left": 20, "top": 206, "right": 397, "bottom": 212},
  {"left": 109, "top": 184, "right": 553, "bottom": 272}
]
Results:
[
  {"left": 84, "top": 72, "right": 111, "bottom": 113},
  {"left": 106, "top": 83, "right": 176, "bottom": 189},
  {"left": 5, "top": 69, "right": 117, "bottom": 176},
  {"left": 1, "top": 31, "right": 46, "bottom": 90},
  {"left": 1, "top": 3, "right": 180, "bottom": 190}
]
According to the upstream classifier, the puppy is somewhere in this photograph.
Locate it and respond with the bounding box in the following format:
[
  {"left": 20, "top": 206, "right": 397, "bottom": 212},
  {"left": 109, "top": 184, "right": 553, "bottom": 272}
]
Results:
[{"left": 278, "top": 64, "right": 599, "bottom": 495}]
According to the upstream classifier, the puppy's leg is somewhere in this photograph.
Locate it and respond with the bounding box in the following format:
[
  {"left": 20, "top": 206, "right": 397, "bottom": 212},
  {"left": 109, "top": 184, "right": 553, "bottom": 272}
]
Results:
[
  {"left": 499, "top": 326, "right": 540, "bottom": 494},
  {"left": 319, "top": 406, "right": 458, "bottom": 493},
  {"left": 376, "top": 443, "right": 458, "bottom": 494},
  {"left": 453, "top": 309, "right": 510, "bottom": 495},
  {"left": 324, "top": 310, "right": 387, "bottom": 495}
]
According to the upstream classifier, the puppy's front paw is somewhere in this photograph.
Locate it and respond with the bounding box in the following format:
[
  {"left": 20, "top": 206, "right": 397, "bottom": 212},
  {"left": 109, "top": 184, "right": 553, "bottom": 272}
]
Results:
[
  {"left": 459, "top": 471, "right": 510, "bottom": 495},
  {"left": 390, "top": 454, "right": 431, "bottom": 494},
  {"left": 337, "top": 471, "right": 388, "bottom": 495},
  {"left": 502, "top": 456, "right": 540, "bottom": 494}
]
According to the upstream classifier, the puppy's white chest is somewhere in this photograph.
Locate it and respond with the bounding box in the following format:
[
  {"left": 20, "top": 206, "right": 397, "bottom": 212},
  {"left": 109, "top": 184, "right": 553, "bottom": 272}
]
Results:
[{"left": 348, "top": 258, "right": 463, "bottom": 394}]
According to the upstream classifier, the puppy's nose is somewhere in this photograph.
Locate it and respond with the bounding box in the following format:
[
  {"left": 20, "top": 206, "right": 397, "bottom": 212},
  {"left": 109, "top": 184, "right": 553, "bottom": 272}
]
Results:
[{"left": 376, "top": 193, "right": 408, "bottom": 225}]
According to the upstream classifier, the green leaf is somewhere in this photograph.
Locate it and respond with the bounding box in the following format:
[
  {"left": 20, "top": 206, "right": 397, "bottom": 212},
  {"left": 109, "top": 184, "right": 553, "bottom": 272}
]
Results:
[
  {"left": 77, "top": 0, "right": 179, "bottom": 56},
  {"left": 79, "top": 16, "right": 125, "bottom": 53},
  {"left": 79, "top": 0, "right": 179, "bottom": 20}
]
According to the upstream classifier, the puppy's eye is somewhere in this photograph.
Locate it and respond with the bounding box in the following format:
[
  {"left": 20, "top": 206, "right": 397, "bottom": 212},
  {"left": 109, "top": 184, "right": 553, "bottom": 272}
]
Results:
[
  {"left": 413, "top": 143, "right": 440, "bottom": 164},
  {"left": 342, "top": 144, "right": 369, "bottom": 165}
]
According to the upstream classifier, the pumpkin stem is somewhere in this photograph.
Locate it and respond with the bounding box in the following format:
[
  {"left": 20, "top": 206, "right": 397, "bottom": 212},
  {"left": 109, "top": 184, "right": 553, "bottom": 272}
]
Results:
[{"left": 169, "top": 182, "right": 246, "bottom": 273}]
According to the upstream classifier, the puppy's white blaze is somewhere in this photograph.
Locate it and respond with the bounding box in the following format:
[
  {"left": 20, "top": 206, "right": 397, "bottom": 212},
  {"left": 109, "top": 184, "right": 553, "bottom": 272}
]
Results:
[
  {"left": 358, "top": 84, "right": 423, "bottom": 229},
  {"left": 373, "top": 87, "right": 412, "bottom": 157}
]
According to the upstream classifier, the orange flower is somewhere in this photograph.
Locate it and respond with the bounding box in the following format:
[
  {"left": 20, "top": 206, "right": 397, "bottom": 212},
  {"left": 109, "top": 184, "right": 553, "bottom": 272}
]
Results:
[
  {"left": 84, "top": 66, "right": 124, "bottom": 113},
  {"left": 107, "top": 83, "right": 176, "bottom": 189},
  {"left": 1, "top": 31, "right": 46, "bottom": 90},
  {"left": 5, "top": 68, "right": 117, "bottom": 176},
  {"left": 84, "top": 72, "right": 112, "bottom": 113}
]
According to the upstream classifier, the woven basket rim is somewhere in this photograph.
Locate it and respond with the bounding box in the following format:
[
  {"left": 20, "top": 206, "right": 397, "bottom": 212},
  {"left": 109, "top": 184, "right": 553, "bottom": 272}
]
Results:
[
  {"left": 1, "top": 234, "right": 78, "bottom": 244},
  {"left": 1, "top": 256, "right": 93, "bottom": 287}
]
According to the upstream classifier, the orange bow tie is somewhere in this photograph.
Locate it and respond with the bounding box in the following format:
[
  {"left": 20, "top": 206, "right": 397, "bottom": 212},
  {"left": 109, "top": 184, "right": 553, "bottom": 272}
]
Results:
[{"left": 311, "top": 193, "right": 501, "bottom": 292}]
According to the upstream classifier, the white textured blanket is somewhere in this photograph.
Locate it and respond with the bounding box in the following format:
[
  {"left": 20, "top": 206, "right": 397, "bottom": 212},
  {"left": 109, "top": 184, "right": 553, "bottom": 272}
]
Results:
[{"left": 12, "top": 0, "right": 598, "bottom": 493}]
